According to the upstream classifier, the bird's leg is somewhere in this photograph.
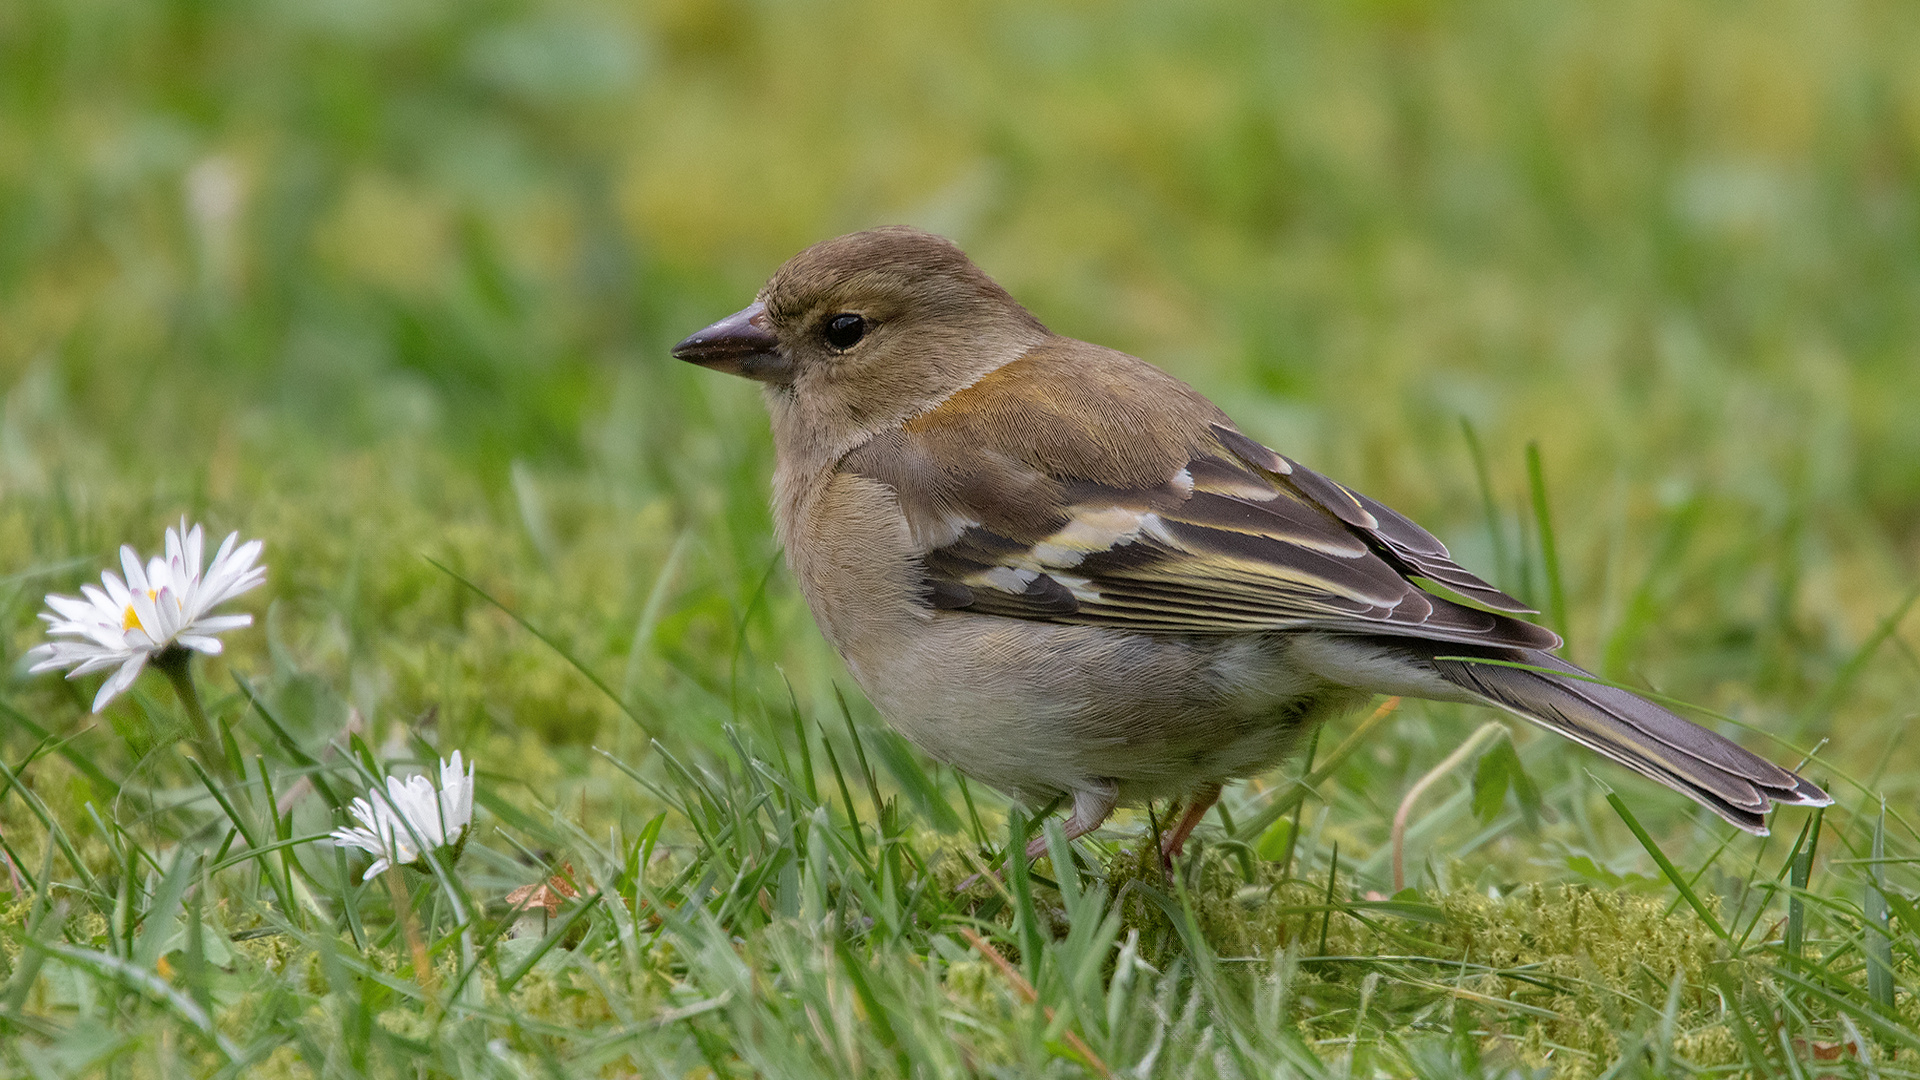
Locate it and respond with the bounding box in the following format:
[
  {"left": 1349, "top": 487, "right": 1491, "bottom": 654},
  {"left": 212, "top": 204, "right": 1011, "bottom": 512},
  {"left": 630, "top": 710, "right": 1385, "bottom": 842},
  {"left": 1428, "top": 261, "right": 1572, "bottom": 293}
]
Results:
[
  {"left": 1024, "top": 781, "right": 1119, "bottom": 862},
  {"left": 957, "top": 782, "right": 1119, "bottom": 892},
  {"left": 1158, "top": 782, "right": 1223, "bottom": 868}
]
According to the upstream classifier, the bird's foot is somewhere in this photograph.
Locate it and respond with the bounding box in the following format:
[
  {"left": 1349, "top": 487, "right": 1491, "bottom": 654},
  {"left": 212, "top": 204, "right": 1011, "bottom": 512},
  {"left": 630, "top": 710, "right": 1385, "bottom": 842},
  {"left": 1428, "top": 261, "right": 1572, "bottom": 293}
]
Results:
[
  {"left": 1156, "top": 782, "right": 1223, "bottom": 873},
  {"left": 957, "top": 782, "right": 1118, "bottom": 892}
]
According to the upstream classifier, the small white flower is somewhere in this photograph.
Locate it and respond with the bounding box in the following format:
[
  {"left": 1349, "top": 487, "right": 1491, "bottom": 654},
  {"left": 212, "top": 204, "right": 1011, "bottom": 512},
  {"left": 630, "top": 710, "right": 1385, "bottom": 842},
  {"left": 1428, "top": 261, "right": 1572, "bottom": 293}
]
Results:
[
  {"left": 329, "top": 752, "right": 476, "bottom": 881},
  {"left": 27, "top": 518, "right": 267, "bottom": 711}
]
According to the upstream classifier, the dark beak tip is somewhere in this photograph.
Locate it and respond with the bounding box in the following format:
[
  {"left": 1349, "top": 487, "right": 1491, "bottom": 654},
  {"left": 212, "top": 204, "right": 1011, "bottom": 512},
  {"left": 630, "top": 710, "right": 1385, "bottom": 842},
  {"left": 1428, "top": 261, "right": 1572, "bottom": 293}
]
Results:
[{"left": 673, "top": 301, "right": 788, "bottom": 380}]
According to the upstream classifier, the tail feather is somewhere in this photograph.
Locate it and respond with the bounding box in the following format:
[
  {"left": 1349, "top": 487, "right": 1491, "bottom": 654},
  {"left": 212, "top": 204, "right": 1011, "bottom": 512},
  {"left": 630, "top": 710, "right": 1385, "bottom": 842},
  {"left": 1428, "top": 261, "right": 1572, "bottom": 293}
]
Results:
[{"left": 1421, "top": 646, "right": 1830, "bottom": 835}]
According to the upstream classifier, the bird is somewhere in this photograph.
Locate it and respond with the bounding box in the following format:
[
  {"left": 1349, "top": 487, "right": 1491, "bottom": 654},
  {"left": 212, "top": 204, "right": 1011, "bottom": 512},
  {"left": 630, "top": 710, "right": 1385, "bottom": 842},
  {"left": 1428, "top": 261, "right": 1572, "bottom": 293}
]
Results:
[{"left": 672, "top": 225, "right": 1830, "bottom": 864}]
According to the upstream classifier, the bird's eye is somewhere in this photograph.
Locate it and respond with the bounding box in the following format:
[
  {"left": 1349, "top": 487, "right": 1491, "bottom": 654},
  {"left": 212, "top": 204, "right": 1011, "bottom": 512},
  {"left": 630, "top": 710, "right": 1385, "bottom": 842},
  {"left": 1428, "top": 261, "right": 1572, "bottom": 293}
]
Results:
[{"left": 823, "top": 313, "right": 866, "bottom": 351}]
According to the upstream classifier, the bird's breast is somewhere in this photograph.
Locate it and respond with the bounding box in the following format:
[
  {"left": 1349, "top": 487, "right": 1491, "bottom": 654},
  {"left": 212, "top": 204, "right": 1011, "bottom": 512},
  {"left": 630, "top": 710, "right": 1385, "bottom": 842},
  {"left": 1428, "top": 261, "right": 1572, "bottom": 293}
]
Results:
[{"left": 773, "top": 463, "right": 930, "bottom": 661}]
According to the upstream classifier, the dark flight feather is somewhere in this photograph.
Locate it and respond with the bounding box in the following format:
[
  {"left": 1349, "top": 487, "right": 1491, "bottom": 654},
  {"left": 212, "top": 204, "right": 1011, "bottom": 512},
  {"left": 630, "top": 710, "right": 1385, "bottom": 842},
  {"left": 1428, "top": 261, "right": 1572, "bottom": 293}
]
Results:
[{"left": 1414, "top": 645, "right": 1828, "bottom": 833}]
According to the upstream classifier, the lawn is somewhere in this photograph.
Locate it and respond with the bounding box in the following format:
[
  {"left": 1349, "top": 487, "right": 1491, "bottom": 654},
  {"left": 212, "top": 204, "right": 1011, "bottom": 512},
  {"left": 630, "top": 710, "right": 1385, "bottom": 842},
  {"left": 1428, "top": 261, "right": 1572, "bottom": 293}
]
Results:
[{"left": 2, "top": 0, "right": 1918, "bottom": 1075}]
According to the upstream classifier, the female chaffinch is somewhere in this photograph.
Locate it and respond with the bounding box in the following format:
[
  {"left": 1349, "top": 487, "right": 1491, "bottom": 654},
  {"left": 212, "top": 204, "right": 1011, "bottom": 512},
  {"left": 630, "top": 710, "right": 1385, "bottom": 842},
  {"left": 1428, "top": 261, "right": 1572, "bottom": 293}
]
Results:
[{"left": 674, "top": 226, "right": 1828, "bottom": 860}]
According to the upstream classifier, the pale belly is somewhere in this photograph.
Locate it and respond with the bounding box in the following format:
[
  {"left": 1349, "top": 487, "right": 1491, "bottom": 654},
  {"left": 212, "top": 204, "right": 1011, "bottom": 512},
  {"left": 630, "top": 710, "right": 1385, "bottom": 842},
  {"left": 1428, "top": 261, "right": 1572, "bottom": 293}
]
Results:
[{"left": 842, "top": 612, "right": 1372, "bottom": 807}]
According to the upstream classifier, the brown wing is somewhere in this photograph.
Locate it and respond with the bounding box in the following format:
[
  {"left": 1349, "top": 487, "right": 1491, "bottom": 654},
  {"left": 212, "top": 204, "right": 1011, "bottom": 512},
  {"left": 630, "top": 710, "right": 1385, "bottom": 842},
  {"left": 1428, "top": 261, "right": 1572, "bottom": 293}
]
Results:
[
  {"left": 1207, "top": 425, "right": 1537, "bottom": 614},
  {"left": 843, "top": 340, "right": 1559, "bottom": 651}
]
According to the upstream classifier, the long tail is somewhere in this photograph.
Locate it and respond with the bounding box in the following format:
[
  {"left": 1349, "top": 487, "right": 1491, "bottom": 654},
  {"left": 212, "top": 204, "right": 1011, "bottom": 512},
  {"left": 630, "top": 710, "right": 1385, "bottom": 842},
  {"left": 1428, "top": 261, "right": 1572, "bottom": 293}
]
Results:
[{"left": 1418, "top": 646, "right": 1830, "bottom": 834}]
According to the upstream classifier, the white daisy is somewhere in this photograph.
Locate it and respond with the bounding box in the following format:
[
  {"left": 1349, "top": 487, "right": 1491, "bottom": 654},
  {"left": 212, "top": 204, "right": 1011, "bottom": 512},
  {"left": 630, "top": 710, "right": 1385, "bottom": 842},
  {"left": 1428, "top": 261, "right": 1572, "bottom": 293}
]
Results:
[
  {"left": 27, "top": 518, "right": 267, "bottom": 711},
  {"left": 329, "top": 752, "right": 477, "bottom": 881}
]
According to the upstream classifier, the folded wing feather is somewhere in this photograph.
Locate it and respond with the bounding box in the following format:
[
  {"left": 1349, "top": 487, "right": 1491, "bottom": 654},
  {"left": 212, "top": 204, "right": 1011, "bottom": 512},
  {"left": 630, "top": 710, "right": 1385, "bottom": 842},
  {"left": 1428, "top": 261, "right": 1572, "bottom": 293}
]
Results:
[{"left": 840, "top": 344, "right": 1558, "bottom": 651}]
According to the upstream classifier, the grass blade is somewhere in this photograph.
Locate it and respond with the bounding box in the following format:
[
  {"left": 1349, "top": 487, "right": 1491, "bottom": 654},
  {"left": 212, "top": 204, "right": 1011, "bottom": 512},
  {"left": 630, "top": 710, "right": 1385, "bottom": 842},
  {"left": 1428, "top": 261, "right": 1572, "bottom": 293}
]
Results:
[
  {"left": 1606, "top": 791, "right": 1728, "bottom": 943},
  {"left": 833, "top": 933, "right": 910, "bottom": 1075},
  {"left": 26, "top": 939, "right": 242, "bottom": 1061},
  {"left": 1525, "top": 441, "right": 1569, "bottom": 648},
  {"left": 1459, "top": 417, "right": 1513, "bottom": 591},
  {"left": 0, "top": 753, "right": 101, "bottom": 900},
  {"left": 233, "top": 673, "right": 345, "bottom": 812},
  {"left": 1232, "top": 697, "right": 1400, "bottom": 843},
  {"left": 1864, "top": 802, "right": 1895, "bottom": 1013},
  {"left": 426, "top": 555, "right": 655, "bottom": 739},
  {"left": 1802, "top": 582, "right": 1920, "bottom": 727},
  {"left": 1786, "top": 808, "right": 1821, "bottom": 958}
]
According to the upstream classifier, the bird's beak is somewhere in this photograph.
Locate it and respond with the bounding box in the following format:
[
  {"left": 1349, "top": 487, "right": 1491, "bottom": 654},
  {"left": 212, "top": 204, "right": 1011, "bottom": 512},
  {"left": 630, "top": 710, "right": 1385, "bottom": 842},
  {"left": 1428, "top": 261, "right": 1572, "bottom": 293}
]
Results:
[{"left": 671, "top": 301, "right": 791, "bottom": 383}]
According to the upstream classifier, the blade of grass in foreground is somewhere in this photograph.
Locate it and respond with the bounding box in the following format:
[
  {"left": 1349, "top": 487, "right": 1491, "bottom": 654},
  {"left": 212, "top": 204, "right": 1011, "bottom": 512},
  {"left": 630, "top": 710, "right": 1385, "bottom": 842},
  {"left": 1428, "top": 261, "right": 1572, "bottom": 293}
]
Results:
[
  {"left": 25, "top": 940, "right": 241, "bottom": 1061},
  {"left": 0, "top": 699, "right": 119, "bottom": 797},
  {"left": 1864, "top": 802, "right": 1895, "bottom": 1013},
  {"left": 0, "top": 754, "right": 101, "bottom": 899},
  {"left": 1607, "top": 791, "right": 1729, "bottom": 943},
  {"left": 1231, "top": 697, "right": 1400, "bottom": 844},
  {"left": 233, "top": 674, "right": 345, "bottom": 811},
  {"left": 1526, "top": 442, "right": 1569, "bottom": 648},
  {"left": 1786, "top": 809, "right": 1821, "bottom": 958},
  {"left": 1459, "top": 417, "right": 1513, "bottom": 593},
  {"left": 427, "top": 555, "right": 655, "bottom": 739},
  {"left": 1801, "top": 582, "right": 1920, "bottom": 728},
  {"left": 1006, "top": 807, "right": 1044, "bottom": 977}
]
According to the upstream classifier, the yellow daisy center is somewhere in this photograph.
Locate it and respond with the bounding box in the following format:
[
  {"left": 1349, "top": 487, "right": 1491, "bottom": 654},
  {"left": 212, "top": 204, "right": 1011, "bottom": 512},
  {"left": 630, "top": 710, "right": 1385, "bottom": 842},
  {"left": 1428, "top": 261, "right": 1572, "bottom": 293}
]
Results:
[{"left": 121, "top": 589, "right": 159, "bottom": 633}]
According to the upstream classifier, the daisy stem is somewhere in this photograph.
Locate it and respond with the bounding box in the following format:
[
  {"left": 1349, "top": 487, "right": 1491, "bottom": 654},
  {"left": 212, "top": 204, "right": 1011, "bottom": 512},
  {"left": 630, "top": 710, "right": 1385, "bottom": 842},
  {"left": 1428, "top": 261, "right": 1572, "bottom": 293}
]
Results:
[
  {"left": 385, "top": 864, "right": 436, "bottom": 996},
  {"left": 153, "top": 647, "right": 226, "bottom": 773}
]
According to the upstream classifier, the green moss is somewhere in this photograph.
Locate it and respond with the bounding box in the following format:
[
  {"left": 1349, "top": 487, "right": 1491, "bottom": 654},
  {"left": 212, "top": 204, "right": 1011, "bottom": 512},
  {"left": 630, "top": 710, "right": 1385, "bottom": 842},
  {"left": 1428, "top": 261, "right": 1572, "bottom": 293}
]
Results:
[{"left": 1106, "top": 847, "right": 1755, "bottom": 1076}]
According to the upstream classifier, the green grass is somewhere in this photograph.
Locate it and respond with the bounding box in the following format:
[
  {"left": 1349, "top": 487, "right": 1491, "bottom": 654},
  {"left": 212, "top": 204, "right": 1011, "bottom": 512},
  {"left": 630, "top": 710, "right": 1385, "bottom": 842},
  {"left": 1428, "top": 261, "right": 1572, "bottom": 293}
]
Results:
[{"left": 3, "top": 0, "right": 1919, "bottom": 1075}]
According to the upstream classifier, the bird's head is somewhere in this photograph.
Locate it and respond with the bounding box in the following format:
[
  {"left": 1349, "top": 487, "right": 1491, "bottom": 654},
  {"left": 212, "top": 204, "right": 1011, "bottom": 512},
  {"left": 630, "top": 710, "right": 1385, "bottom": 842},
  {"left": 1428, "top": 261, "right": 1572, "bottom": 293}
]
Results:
[{"left": 673, "top": 227, "right": 1049, "bottom": 439}]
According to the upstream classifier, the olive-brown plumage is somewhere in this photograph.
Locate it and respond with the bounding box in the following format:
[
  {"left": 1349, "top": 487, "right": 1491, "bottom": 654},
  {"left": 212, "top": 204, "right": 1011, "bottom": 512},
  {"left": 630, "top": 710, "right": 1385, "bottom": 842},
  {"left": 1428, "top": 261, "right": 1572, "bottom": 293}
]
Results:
[{"left": 674, "top": 226, "right": 1829, "bottom": 856}]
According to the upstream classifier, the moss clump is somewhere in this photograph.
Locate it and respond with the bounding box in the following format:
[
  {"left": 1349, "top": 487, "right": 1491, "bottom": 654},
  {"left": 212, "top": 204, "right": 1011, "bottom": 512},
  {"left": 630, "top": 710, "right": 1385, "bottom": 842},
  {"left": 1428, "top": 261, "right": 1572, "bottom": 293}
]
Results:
[{"left": 1105, "top": 846, "right": 1748, "bottom": 1077}]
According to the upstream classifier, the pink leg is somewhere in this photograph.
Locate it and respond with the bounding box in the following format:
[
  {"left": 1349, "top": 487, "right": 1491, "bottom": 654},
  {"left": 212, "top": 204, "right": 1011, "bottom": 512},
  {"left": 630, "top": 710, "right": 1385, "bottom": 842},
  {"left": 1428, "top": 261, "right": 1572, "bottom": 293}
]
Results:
[
  {"left": 957, "top": 783, "right": 1120, "bottom": 892},
  {"left": 1159, "top": 783, "right": 1223, "bottom": 866},
  {"left": 1025, "top": 782, "right": 1119, "bottom": 861}
]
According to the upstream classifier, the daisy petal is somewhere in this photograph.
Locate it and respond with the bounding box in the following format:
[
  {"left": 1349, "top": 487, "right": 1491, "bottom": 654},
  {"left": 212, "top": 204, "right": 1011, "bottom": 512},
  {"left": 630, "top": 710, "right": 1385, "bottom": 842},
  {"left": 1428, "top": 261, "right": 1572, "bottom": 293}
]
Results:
[
  {"left": 121, "top": 546, "right": 150, "bottom": 595},
  {"left": 92, "top": 654, "right": 148, "bottom": 712}
]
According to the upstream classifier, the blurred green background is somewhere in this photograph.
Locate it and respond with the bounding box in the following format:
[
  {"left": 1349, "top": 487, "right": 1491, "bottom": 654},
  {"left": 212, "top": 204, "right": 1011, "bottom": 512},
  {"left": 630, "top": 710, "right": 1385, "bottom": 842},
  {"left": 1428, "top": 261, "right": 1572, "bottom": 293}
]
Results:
[{"left": 4, "top": 0, "right": 1918, "bottom": 818}]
